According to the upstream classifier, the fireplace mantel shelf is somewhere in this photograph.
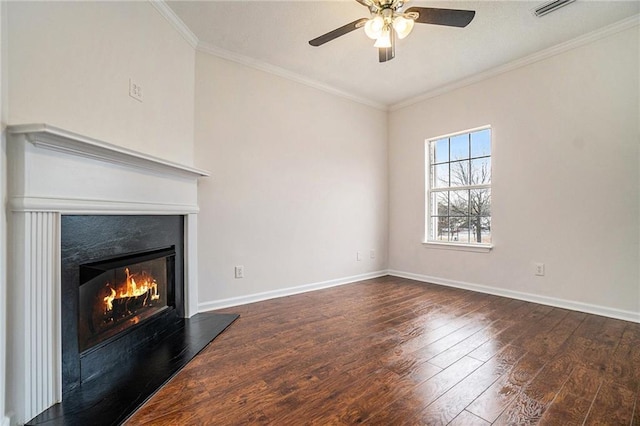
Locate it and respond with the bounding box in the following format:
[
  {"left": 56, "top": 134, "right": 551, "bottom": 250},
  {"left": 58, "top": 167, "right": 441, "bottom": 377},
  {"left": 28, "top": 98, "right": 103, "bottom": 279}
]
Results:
[
  {"left": 7, "top": 123, "right": 210, "bottom": 179},
  {"left": 7, "top": 123, "right": 208, "bottom": 215}
]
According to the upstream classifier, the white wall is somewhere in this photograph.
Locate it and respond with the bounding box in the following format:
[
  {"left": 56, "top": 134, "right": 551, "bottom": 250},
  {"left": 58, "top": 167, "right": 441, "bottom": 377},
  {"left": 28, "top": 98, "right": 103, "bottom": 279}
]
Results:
[
  {"left": 1, "top": 1, "right": 7, "bottom": 424},
  {"left": 389, "top": 25, "right": 640, "bottom": 318},
  {"left": 194, "top": 52, "right": 388, "bottom": 307},
  {"left": 7, "top": 1, "right": 195, "bottom": 165}
]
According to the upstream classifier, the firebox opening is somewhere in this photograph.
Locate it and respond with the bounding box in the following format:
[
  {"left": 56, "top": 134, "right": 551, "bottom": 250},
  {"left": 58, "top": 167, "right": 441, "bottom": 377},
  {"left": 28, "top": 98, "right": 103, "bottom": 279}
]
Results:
[{"left": 78, "top": 246, "right": 176, "bottom": 353}]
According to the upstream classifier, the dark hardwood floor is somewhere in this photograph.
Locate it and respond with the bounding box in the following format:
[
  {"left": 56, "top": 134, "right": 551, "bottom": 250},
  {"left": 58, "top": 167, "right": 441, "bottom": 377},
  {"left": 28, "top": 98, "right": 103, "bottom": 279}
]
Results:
[{"left": 126, "top": 276, "right": 640, "bottom": 425}]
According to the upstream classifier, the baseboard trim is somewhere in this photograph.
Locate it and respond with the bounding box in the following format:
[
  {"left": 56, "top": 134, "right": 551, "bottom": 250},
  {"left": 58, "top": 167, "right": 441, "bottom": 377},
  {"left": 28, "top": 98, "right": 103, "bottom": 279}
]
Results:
[
  {"left": 388, "top": 270, "right": 640, "bottom": 324},
  {"left": 198, "top": 270, "right": 389, "bottom": 312},
  {"left": 198, "top": 269, "right": 640, "bottom": 323}
]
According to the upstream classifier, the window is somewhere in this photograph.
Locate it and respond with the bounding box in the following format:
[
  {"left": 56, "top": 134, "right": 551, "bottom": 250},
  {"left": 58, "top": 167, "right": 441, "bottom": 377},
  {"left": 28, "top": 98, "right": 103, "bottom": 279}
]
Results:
[{"left": 426, "top": 126, "right": 491, "bottom": 246}]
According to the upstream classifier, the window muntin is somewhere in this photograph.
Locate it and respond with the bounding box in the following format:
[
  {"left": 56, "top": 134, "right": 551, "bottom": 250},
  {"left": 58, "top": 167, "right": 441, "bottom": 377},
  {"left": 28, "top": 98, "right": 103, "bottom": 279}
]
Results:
[{"left": 426, "top": 127, "right": 491, "bottom": 245}]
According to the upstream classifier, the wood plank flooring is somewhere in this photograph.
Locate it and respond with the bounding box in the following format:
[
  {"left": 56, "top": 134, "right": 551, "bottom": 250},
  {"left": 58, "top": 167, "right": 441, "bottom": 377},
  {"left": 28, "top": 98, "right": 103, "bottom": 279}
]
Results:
[{"left": 126, "top": 276, "right": 640, "bottom": 425}]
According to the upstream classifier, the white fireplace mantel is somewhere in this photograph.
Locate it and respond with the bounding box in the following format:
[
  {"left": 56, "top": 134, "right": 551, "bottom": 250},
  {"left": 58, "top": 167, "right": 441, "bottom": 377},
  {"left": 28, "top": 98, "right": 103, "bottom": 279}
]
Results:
[
  {"left": 7, "top": 123, "right": 209, "bottom": 214},
  {"left": 5, "top": 124, "right": 209, "bottom": 425}
]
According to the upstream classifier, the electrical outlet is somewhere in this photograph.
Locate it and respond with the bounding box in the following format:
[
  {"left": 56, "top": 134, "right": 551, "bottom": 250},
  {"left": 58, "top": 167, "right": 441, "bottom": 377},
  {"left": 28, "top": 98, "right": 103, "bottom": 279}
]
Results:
[
  {"left": 534, "top": 263, "right": 545, "bottom": 276},
  {"left": 370, "top": 249, "right": 376, "bottom": 259},
  {"left": 234, "top": 265, "right": 244, "bottom": 279},
  {"left": 356, "top": 251, "right": 362, "bottom": 261},
  {"left": 129, "top": 78, "right": 143, "bottom": 102}
]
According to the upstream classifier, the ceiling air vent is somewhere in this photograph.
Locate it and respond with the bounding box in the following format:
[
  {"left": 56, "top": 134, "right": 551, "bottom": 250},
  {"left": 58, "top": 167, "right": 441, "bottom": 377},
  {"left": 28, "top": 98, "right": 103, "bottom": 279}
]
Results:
[{"left": 533, "top": 0, "right": 576, "bottom": 17}]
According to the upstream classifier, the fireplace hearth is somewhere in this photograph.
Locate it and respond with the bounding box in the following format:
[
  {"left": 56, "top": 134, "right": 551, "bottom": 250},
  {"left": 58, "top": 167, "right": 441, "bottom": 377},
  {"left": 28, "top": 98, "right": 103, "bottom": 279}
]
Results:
[{"left": 27, "top": 312, "right": 238, "bottom": 426}]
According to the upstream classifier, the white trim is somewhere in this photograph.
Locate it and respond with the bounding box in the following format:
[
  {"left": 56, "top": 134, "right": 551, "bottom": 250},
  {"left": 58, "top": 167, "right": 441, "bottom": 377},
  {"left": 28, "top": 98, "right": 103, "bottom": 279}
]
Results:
[
  {"left": 7, "top": 124, "right": 209, "bottom": 179},
  {"left": 8, "top": 212, "right": 62, "bottom": 423},
  {"left": 149, "top": 0, "right": 199, "bottom": 48},
  {"left": 149, "top": 0, "right": 386, "bottom": 111},
  {"left": 422, "top": 241, "right": 493, "bottom": 253},
  {"left": 390, "top": 14, "right": 640, "bottom": 111},
  {"left": 2, "top": 416, "right": 10, "bottom": 426},
  {"left": 425, "top": 126, "right": 492, "bottom": 247},
  {"left": 8, "top": 196, "right": 200, "bottom": 215},
  {"left": 387, "top": 270, "right": 640, "bottom": 324},
  {"left": 198, "top": 270, "right": 389, "bottom": 312},
  {"left": 184, "top": 214, "right": 199, "bottom": 318},
  {"left": 196, "top": 42, "right": 388, "bottom": 112},
  {"left": 427, "top": 124, "right": 492, "bottom": 143}
]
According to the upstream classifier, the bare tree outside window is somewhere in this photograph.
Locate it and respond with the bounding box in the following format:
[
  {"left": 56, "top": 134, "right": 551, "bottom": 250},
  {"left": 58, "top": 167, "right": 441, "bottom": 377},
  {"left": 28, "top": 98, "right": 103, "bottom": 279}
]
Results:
[{"left": 427, "top": 128, "right": 491, "bottom": 245}]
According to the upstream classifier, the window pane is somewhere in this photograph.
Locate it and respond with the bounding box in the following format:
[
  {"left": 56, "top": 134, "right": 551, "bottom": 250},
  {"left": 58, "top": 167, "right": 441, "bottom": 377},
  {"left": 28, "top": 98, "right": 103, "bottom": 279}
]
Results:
[
  {"left": 470, "top": 157, "right": 491, "bottom": 185},
  {"left": 469, "top": 216, "right": 491, "bottom": 243},
  {"left": 429, "top": 216, "right": 438, "bottom": 241},
  {"left": 432, "top": 164, "right": 449, "bottom": 188},
  {"left": 431, "top": 191, "right": 449, "bottom": 217},
  {"left": 431, "top": 216, "right": 451, "bottom": 241},
  {"left": 449, "top": 160, "right": 470, "bottom": 187},
  {"left": 450, "top": 134, "right": 469, "bottom": 161},
  {"left": 482, "top": 217, "right": 492, "bottom": 243},
  {"left": 454, "top": 225, "right": 471, "bottom": 243},
  {"left": 449, "top": 217, "right": 464, "bottom": 242},
  {"left": 433, "top": 139, "right": 449, "bottom": 164},
  {"left": 441, "top": 217, "right": 451, "bottom": 241},
  {"left": 449, "top": 190, "right": 468, "bottom": 217},
  {"left": 426, "top": 127, "right": 491, "bottom": 245},
  {"left": 471, "top": 129, "right": 491, "bottom": 158},
  {"left": 470, "top": 188, "right": 491, "bottom": 217}
]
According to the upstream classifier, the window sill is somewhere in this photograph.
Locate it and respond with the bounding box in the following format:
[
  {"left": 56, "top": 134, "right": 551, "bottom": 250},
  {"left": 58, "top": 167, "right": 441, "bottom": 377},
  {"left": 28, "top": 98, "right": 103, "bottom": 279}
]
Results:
[{"left": 422, "top": 241, "right": 493, "bottom": 253}]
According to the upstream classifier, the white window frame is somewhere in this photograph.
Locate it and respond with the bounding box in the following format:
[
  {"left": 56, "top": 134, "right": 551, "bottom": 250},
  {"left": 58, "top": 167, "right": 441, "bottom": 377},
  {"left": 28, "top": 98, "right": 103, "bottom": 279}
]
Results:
[{"left": 424, "top": 125, "right": 493, "bottom": 253}]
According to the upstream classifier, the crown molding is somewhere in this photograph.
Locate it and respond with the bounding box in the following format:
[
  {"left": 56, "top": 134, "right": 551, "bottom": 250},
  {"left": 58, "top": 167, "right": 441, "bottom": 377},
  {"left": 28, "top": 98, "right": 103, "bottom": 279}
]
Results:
[
  {"left": 149, "top": 0, "right": 637, "bottom": 113},
  {"left": 149, "top": 0, "right": 199, "bottom": 49},
  {"left": 150, "top": 0, "right": 386, "bottom": 110},
  {"left": 196, "top": 42, "right": 388, "bottom": 112},
  {"left": 149, "top": 0, "right": 385, "bottom": 110},
  {"left": 390, "top": 13, "right": 640, "bottom": 111}
]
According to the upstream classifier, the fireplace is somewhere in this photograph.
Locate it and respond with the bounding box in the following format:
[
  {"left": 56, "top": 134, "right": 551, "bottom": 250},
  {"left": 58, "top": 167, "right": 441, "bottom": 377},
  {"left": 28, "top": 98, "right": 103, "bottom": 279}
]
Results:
[
  {"left": 31, "top": 214, "right": 237, "bottom": 426},
  {"left": 5, "top": 124, "right": 217, "bottom": 425},
  {"left": 61, "top": 215, "right": 184, "bottom": 392},
  {"left": 78, "top": 247, "right": 175, "bottom": 353}
]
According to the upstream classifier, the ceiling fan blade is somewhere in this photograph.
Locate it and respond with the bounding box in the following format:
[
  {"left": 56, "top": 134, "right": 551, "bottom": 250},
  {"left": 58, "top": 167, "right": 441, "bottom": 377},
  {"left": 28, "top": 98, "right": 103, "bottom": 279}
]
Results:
[
  {"left": 405, "top": 7, "right": 475, "bottom": 28},
  {"left": 378, "top": 30, "right": 395, "bottom": 63},
  {"left": 309, "top": 18, "right": 369, "bottom": 47}
]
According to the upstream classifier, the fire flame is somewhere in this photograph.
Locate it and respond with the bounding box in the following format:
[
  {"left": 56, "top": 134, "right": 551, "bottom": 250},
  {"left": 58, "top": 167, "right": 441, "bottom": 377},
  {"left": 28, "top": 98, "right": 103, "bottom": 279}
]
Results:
[
  {"left": 103, "top": 267, "right": 160, "bottom": 313},
  {"left": 104, "top": 288, "right": 116, "bottom": 312}
]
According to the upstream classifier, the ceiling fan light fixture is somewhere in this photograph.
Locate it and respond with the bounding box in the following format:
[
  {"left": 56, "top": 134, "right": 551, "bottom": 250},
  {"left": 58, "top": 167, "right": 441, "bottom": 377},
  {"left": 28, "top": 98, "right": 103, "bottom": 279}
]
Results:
[
  {"left": 392, "top": 15, "right": 414, "bottom": 39},
  {"left": 364, "top": 15, "right": 384, "bottom": 39},
  {"left": 308, "top": 1, "right": 476, "bottom": 63},
  {"left": 373, "top": 27, "right": 392, "bottom": 48}
]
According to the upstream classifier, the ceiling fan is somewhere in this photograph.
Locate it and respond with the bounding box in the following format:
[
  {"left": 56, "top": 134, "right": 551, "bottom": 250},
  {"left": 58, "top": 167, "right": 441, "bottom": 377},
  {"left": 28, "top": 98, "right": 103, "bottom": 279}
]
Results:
[{"left": 309, "top": 0, "right": 475, "bottom": 63}]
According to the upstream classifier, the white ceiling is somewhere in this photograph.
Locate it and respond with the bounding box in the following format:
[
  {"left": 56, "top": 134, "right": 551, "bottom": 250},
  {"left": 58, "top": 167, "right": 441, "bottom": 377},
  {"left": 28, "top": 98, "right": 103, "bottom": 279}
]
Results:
[{"left": 166, "top": 0, "right": 639, "bottom": 107}]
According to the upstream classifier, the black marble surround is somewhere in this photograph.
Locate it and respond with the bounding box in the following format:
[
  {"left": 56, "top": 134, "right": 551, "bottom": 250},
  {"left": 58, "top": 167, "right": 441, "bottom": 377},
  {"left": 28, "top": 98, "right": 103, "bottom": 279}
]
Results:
[{"left": 60, "top": 215, "right": 185, "bottom": 393}]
